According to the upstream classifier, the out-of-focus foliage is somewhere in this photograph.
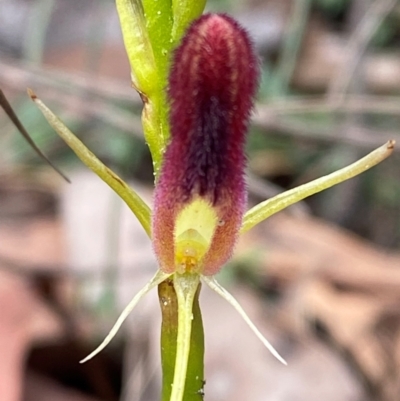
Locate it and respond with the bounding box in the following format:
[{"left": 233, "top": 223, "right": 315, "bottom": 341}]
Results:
[{"left": 1, "top": 0, "right": 400, "bottom": 249}]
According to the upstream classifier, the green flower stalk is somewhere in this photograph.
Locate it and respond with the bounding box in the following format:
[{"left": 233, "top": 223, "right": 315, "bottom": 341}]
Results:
[{"left": 19, "top": 2, "right": 395, "bottom": 401}]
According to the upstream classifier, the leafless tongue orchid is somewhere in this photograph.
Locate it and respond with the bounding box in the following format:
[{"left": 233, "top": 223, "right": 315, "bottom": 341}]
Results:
[
  {"left": 81, "top": 14, "right": 286, "bottom": 387},
  {"left": 18, "top": 7, "right": 394, "bottom": 401},
  {"left": 153, "top": 14, "right": 259, "bottom": 276}
]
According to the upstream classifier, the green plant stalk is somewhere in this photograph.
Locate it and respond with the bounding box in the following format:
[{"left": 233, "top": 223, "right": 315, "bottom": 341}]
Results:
[
  {"left": 159, "top": 277, "right": 205, "bottom": 401},
  {"left": 141, "top": 96, "right": 169, "bottom": 179},
  {"left": 140, "top": 0, "right": 174, "bottom": 179}
]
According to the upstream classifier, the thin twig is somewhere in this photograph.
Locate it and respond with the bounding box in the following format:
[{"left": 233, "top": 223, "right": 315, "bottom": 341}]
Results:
[
  {"left": 256, "top": 95, "right": 400, "bottom": 115},
  {"left": 3, "top": 57, "right": 400, "bottom": 117},
  {"left": 253, "top": 113, "right": 400, "bottom": 151},
  {"left": 275, "top": 0, "right": 312, "bottom": 95},
  {"left": 327, "top": 0, "right": 398, "bottom": 100},
  {"left": 0, "top": 56, "right": 139, "bottom": 103},
  {"left": 26, "top": 88, "right": 145, "bottom": 139},
  {"left": 22, "top": 0, "right": 56, "bottom": 64}
]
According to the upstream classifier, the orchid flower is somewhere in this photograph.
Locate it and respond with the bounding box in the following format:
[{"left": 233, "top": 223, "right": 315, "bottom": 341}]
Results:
[{"left": 25, "top": 2, "right": 394, "bottom": 401}]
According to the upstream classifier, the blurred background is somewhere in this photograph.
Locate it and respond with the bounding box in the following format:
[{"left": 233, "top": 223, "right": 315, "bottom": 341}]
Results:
[{"left": 1, "top": 0, "right": 400, "bottom": 400}]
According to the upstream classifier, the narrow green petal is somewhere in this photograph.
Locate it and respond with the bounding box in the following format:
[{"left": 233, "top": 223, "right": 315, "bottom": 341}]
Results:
[
  {"left": 203, "top": 276, "right": 286, "bottom": 365},
  {"left": 242, "top": 140, "right": 395, "bottom": 233},
  {"left": 81, "top": 270, "right": 171, "bottom": 363},
  {"left": 28, "top": 89, "right": 152, "bottom": 237}
]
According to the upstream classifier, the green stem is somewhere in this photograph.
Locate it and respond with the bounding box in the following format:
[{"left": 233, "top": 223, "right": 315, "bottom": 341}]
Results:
[{"left": 159, "top": 275, "right": 204, "bottom": 401}]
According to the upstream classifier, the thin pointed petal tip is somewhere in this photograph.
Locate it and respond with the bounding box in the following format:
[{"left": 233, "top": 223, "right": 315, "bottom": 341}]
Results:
[
  {"left": 153, "top": 13, "right": 260, "bottom": 275},
  {"left": 79, "top": 270, "right": 171, "bottom": 363},
  {"left": 203, "top": 277, "right": 287, "bottom": 365},
  {"left": 27, "top": 88, "right": 37, "bottom": 100}
]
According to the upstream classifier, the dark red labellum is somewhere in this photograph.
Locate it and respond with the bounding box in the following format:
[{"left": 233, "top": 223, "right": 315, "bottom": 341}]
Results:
[{"left": 153, "top": 13, "right": 260, "bottom": 274}]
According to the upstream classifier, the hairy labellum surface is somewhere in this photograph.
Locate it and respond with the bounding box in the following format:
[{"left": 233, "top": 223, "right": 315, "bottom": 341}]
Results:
[
  {"left": 167, "top": 13, "right": 259, "bottom": 205},
  {"left": 153, "top": 13, "right": 260, "bottom": 275}
]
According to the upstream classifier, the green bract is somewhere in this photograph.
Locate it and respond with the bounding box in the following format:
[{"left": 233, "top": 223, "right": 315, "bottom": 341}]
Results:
[{"left": 116, "top": 0, "right": 206, "bottom": 179}]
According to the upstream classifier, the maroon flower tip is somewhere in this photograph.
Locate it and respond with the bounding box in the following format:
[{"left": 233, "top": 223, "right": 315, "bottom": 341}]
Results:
[
  {"left": 166, "top": 13, "right": 259, "bottom": 205},
  {"left": 153, "top": 13, "right": 260, "bottom": 274}
]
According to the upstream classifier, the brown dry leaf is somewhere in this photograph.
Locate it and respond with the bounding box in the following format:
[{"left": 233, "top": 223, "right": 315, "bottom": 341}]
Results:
[
  {"left": 0, "top": 270, "right": 63, "bottom": 401},
  {"left": 201, "top": 284, "right": 363, "bottom": 401},
  {"left": 301, "top": 280, "right": 385, "bottom": 382},
  {"left": 238, "top": 213, "right": 400, "bottom": 400},
  {"left": 294, "top": 17, "right": 400, "bottom": 92},
  {"left": 243, "top": 213, "right": 400, "bottom": 295}
]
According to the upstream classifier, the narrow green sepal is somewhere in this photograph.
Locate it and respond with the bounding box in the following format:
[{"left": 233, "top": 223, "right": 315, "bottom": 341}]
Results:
[
  {"left": 242, "top": 140, "right": 395, "bottom": 233},
  {"left": 28, "top": 89, "right": 152, "bottom": 237}
]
